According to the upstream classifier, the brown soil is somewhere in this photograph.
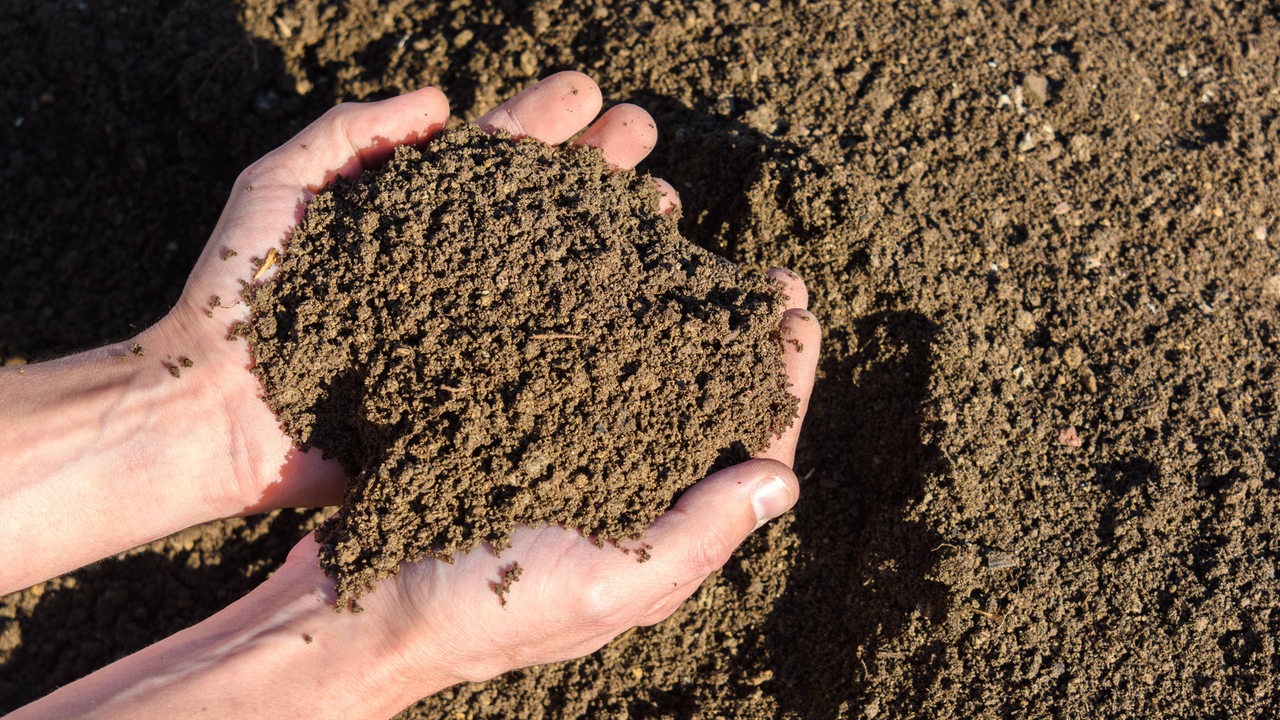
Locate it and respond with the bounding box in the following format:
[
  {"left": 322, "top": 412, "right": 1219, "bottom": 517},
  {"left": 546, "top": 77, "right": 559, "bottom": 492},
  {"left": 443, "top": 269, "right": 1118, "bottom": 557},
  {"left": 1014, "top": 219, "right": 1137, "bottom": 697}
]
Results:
[
  {"left": 2, "top": 1, "right": 1279, "bottom": 718},
  {"left": 244, "top": 124, "right": 794, "bottom": 604}
]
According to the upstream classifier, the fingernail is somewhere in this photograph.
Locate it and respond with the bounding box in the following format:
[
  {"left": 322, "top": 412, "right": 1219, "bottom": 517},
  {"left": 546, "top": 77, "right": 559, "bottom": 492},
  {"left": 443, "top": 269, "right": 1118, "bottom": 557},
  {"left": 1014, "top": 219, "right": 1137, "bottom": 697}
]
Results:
[{"left": 752, "top": 477, "right": 796, "bottom": 529}]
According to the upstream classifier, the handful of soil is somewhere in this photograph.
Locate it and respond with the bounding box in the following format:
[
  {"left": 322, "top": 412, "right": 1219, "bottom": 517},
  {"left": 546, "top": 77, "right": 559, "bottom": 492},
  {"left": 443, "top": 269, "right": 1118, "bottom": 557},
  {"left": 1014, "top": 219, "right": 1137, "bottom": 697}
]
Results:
[{"left": 244, "top": 124, "right": 796, "bottom": 604}]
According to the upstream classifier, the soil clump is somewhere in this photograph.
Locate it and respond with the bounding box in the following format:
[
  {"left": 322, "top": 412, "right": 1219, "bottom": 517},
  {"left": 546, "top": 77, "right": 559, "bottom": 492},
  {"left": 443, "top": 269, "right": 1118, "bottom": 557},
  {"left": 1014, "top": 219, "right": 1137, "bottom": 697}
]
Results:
[
  {"left": 244, "top": 124, "right": 795, "bottom": 603},
  {"left": 3, "top": 1, "right": 1280, "bottom": 718}
]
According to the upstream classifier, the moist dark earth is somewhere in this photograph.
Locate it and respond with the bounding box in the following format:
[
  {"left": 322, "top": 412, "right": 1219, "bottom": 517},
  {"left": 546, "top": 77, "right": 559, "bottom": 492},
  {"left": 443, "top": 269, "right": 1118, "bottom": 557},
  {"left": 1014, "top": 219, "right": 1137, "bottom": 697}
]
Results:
[
  {"left": 244, "top": 124, "right": 794, "bottom": 604},
  {"left": 2, "top": 1, "right": 1279, "bottom": 718}
]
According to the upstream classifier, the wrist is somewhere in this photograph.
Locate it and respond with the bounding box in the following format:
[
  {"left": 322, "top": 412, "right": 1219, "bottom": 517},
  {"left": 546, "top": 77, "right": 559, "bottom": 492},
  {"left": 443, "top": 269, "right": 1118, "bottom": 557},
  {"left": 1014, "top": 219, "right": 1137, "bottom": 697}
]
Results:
[
  {"left": 153, "top": 302, "right": 350, "bottom": 515},
  {"left": 128, "top": 316, "right": 252, "bottom": 519},
  {"left": 228, "top": 536, "right": 461, "bottom": 717},
  {"left": 0, "top": 327, "right": 240, "bottom": 591},
  {"left": 12, "top": 536, "right": 452, "bottom": 720}
]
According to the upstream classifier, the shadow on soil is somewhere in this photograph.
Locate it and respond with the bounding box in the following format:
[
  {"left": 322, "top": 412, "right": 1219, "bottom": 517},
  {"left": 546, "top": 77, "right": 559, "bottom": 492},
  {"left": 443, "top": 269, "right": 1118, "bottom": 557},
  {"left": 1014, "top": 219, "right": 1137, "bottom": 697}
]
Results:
[
  {"left": 761, "top": 311, "right": 949, "bottom": 717},
  {"left": 0, "top": 511, "right": 313, "bottom": 713},
  {"left": 0, "top": 0, "right": 328, "bottom": 359},
  {"left": 625, "top": 92, "right": 802, "bottom": 261},
  {"left": 600, "top": 94, "right": 952, "bottom": 715}
]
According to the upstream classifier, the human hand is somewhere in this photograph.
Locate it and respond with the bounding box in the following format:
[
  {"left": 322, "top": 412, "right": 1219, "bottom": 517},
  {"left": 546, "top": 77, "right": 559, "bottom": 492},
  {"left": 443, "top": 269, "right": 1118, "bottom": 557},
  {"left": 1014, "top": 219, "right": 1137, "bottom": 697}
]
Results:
[
  {"left": 291, "top": 271, "right": 820, "bottom": 692},
  {"left": 153, "top": 72, "right": 678, "bottom": 515},
  {"left": 4, "top": 73, "right": 819, "bottom": 717}
]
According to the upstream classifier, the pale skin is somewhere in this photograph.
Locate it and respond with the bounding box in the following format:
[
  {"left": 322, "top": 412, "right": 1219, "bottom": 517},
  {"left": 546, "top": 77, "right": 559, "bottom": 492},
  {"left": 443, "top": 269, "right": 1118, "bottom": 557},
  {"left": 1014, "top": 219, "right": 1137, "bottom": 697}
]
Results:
[{"left": 0, "top": 72, "right": 822, "bottom": 719}]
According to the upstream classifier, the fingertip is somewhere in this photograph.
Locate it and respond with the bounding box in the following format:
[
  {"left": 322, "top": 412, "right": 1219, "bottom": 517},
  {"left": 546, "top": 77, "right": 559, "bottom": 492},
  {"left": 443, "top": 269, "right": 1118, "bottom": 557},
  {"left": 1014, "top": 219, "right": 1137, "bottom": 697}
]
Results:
[
  {"left": 474, "top": 70, "right": 604, "bottom": 145},
  {"left": 545, "top": 70, "right": 604, "bottom": 116},
  {"left": 766, "top": 267, "right": 809, "bottom": 310},
  {"left": 741, "top": 458, "right": 801, "bottom": 522},
  {"left": 653, "top": 178, "right": 681, "bottom": 215},
  {"left": 576, "top": 103, "right": 658, "bottom": 169},
  {"left": 408, "top": 85, "right": 451, "bottom": 125},
  {"left": 610, "top": 103, "right": 658, "bottom": 149}
]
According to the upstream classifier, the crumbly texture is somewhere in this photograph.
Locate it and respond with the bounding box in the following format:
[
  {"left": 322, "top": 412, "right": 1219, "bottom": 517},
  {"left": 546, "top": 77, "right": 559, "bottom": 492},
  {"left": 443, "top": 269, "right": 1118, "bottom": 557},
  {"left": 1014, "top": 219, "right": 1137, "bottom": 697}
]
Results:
[
  {"left": 243, "top": 125, "right": 795, "bottom": 603},
  {"left": 5, "top": 1, "right": 1280, "bottom": 718}
]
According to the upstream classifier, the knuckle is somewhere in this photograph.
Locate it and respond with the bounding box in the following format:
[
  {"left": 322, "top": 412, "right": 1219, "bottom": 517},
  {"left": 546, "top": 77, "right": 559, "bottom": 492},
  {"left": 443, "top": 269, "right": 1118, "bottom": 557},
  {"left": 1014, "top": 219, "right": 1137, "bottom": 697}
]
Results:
[
  {"left": 684, "top": 529, "right": 733, "bottom": 578},
  {"left": 235, "top": 161, "right": 263, "bottom": 186},
  {"left": 639, "top": 590, "right": 691, "bottom": 627},
  {"left": 320, "top": 102, "right": 354, "bottom": 124},
  {"left": 575, "top": 574, "right": 631, "bottom": 626}
]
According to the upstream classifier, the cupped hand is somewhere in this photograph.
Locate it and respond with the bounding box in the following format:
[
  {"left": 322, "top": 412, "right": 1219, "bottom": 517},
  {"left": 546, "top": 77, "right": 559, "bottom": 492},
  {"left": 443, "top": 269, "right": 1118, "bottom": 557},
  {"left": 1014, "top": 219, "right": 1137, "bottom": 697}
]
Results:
[
  {"left": 154, "top": 72, "right": 679, "bottom": 515},
  {"left": 313, "top": 274, "right": 821, "bottom": 689}
]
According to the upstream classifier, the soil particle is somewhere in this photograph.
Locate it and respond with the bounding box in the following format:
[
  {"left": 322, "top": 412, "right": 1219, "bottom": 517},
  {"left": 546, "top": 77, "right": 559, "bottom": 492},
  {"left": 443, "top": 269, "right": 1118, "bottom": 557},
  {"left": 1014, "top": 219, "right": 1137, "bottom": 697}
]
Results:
[
  {"left": 1022, "top": 73, "right": 1050, "bottom": 105},
  {"left": 245, "top": 125, "right": 795, "bottom": 604},
  {"left": 4, "top": 1, "right": 1280, "bottom": 718},
  {"left": 494, "top": 562, "right": 523, "bottom": 607}
]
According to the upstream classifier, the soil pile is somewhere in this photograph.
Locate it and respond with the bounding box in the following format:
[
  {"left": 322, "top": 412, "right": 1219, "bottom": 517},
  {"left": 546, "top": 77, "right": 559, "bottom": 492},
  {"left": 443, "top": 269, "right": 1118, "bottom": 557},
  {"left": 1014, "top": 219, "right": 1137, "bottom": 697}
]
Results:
[
  {"left": 244, "top": 124, "right": 795, "bottom": 603},
  {"left": 3, "top": 1, "right": 1280, "bottom": 718}
]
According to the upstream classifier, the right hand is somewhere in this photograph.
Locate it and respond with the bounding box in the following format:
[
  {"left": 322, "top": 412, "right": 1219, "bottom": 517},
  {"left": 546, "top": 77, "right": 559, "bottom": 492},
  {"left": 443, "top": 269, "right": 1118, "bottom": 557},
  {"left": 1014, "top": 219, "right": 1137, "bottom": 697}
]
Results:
[{"left": 318, "top": 271, "right": 820, "bottom": 688}]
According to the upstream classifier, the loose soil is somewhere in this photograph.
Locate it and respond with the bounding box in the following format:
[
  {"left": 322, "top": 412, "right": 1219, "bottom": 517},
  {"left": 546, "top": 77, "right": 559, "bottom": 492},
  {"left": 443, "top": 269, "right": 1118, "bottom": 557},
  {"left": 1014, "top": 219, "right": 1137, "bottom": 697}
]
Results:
[
  {"left": 2, "top": 1, "right": 1279, "bottom": 718},
  {"left": 243, "top": 124, "right": 794, "bottom": 604}
]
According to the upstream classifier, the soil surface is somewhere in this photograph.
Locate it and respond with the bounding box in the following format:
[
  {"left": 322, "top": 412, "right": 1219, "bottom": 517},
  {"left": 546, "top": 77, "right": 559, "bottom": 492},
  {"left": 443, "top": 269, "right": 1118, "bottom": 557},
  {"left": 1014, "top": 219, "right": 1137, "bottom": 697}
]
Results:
[
  {"left": 244, "top": 124, "right": 794, "bottom": 604},
  {"left": 2, "top": 0, "right": 1279, "bottom": 718}
]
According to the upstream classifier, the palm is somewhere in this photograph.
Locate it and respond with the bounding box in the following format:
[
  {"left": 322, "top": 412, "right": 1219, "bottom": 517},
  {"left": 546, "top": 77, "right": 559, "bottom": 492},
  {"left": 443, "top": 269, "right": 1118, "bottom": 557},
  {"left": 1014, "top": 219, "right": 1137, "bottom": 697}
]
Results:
[{"left": 159, "top": 74, "right": 677, "bottom": 513}]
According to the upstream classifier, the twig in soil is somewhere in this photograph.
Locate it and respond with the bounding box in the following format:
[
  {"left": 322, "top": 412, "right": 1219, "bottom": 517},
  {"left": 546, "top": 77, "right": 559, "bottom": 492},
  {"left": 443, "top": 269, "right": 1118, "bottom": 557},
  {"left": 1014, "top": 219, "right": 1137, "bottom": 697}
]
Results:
[
  {"left": 969, "top": 606, "right": 1002, "bottom": 623},
  {"left": 439, "top": 384, "right": 471, "bottom": 395},
  {"left": 529, "top": 332, "right": 583, "bottom": 340},
  {"left": 252, "top": 248, "right": 279, "bottom": 281}
]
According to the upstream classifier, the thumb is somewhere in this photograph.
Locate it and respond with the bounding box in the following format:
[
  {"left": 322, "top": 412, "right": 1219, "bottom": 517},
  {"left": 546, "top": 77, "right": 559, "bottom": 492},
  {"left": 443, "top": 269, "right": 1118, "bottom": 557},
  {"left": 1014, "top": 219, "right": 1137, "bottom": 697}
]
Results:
[
  {"left": 246, "top": 86, "right": 451, "bottom": 194},
  {"left": 628, "top": 459, "right": 798, "bottom": 625},
  {"left": 180, "top": 88, "right": 451, "bottom": 323}
]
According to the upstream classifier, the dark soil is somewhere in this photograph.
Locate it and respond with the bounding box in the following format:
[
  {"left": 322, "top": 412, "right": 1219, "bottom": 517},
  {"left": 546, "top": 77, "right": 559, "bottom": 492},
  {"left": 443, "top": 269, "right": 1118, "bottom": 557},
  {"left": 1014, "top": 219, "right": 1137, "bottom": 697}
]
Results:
[
  {"left": 3, "top": 1, "right": 1279, "bottom": 718},
  {"left": 244, "top": 124, "right": 794, "bottom": 604}
]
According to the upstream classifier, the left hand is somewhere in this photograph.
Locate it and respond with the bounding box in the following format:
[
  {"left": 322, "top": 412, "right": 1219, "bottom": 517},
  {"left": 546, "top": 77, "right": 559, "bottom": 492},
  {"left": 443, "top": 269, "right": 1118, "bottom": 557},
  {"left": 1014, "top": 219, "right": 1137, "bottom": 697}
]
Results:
[{"left": 154, "top": 72, "right": 676, "bottom": 514}]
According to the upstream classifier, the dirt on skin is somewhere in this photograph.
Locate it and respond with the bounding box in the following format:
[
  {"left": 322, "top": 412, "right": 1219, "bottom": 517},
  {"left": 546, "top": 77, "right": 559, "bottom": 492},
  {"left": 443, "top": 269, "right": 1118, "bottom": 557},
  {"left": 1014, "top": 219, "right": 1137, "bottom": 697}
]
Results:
[
  {"left": 2, "top": 1, "right": 1280, "bottom": 718},
  {"left": 243, "top": 124, "right": 795, "bottom": 604}
]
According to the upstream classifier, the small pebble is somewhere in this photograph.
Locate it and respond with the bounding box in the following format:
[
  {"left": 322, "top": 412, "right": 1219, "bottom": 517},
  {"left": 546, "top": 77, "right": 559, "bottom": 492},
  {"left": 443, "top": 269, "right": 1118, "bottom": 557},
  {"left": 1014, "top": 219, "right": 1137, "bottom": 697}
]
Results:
[
  {"left": 1022, "top": 73, "right": 1049, "bottom": 104},
  {"left": 1082, "top": 370, "right": 1098, "bottom": 394},
  {"left": 1263, "top": 274, "right": 1280, "bottom": 298},
  {"left": 1057, "top": 425, "right": 1083, "bottom": 448},
  {"left": 986, "top": 551, "right": 1020, "bottom": 569}
]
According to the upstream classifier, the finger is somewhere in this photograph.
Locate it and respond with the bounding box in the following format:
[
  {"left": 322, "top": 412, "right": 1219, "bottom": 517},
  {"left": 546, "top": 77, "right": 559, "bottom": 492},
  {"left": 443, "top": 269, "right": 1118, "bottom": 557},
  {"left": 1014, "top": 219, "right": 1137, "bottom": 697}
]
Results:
[
  {"left": 636, "top": 576, "right": 703, "bottom": 626},
  {"left": 182, "top": 88, "right": 450, "bottom": 324},
  {"left": 635, "top": 459, "right": 799, "bottom": 593},
  {"left": 249, "top": 87, "right": 450, "bottom": 192},
  {"left": 575, "top": 103, "right": 657, "bottom": 169},
  {"left": 757, "top": 308, "right": 821, "bottom": 466},
  {"left": 766, "top": 267, "right": 809, "bottom": 310},
  {"left": 474, "top": 71, "right": 604, "bottom": 145},
  {"left": 654, "top": 178, "right": 681, "bottom": 215}
]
